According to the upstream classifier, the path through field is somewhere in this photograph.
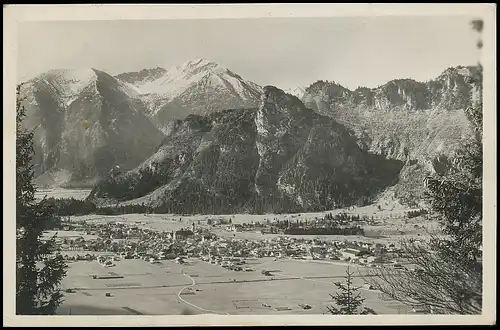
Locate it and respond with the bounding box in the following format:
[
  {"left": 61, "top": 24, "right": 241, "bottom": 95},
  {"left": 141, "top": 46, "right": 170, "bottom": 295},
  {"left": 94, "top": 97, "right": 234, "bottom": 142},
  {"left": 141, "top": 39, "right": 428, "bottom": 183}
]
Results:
[{"left": 177, "top": 270, "right": 230, "bottom": 315}]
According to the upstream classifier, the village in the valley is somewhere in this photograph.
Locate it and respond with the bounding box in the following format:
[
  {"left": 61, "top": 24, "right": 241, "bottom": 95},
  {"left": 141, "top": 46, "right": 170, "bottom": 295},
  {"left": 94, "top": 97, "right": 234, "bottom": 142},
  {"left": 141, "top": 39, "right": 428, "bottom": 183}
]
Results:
[{"left": 40, "top": 189, "right": 437, "bottom": 316}]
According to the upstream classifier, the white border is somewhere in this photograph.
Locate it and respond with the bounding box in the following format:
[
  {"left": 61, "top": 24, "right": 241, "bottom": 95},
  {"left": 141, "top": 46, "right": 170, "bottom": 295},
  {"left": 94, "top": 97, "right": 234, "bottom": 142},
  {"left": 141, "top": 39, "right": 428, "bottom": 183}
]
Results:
[{"left": 3, "top": 3, "right": 497, "bottom": 326}]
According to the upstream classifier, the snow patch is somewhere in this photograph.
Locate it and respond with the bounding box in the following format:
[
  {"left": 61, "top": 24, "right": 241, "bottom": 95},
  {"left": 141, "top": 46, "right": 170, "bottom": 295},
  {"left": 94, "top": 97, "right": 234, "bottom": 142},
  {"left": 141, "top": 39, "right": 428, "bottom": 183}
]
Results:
[
  {"left": 457, "top": 67, "right": 472, "bottom": 77},
  {"left": 254, "top": 139, "right": 267, "bottom": 196},
  {"left": 195, "top": 137, "right": 213, "bottom": 153},
  {"left": 221, "top": 73, "right": 250, "bottom": 100},
  {"left": 284, "top": 86, "right": 306, "bottom": 99},
  {"left": 255, "top": 109, "right": 268, "bottom": 137},
  {"left": 117, "top": 80, "right": 140, "bottom": 98},
  {"left": 39, "top": 69, "right": 96, "bottom": 99},
  {"left": 277, "top": 176, "right": 295, "bottom": 195}
]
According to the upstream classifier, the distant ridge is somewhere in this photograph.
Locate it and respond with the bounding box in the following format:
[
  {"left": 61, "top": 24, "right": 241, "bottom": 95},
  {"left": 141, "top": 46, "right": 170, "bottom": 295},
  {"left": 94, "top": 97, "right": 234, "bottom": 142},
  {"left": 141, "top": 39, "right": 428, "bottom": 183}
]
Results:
[{"left": 301, "top": 65, "right": 481, "bottom": 205}]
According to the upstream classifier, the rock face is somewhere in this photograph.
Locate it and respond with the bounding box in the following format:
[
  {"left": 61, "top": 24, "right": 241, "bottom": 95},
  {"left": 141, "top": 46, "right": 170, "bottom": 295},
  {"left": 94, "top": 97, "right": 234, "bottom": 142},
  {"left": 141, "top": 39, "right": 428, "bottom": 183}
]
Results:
[
  {"left": 19, "top": 69, "right": 165, "bottom": 188},
  {"left": 89, "top": 86, "right": 403, "bottom": 214},
  {"left": 115, "top": 58, "right": 262, "bottom": 133},
  {"left": 115, "top": 67, "right": 168, "bottom": 85},
  {"left": 301, "top": 66, "right": 481, "bottom": 205}
]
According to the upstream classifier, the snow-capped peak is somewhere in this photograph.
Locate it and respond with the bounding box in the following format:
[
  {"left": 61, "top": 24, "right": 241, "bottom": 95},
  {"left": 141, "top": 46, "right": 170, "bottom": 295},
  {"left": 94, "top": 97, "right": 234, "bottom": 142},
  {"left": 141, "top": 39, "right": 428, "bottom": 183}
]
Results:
[
  {"left": 26, "top": 68, "right": 139, "bottom": 107},
  {"left": 35, "top": 68, "right": 97, "bottom": 98},
  {"left": 128, "top": 58, "right": 260, "bottom": 102},
  {"left": 175, "top": 58, "right": 228, "bottom": 76},
  {"left": 182, "top": 58, "right": 217, "bottom": 68}
]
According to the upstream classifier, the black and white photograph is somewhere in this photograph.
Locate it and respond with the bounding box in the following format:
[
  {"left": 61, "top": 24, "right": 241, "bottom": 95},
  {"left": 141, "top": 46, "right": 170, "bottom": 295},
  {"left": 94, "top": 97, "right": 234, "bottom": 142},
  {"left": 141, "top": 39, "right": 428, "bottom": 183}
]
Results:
[{"left": 3, "top": 3, "right": 496, "bottom": 326}]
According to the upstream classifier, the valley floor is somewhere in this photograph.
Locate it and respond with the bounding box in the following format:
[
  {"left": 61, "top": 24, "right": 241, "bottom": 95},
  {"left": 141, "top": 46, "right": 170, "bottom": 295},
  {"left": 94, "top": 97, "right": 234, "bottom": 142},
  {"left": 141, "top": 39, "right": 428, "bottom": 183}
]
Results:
[
  {"left": 35, "top": 188, "right": 92, "bottom": 201},
  {"left": 58, "top": 257, "right": 414, "bottom": 315},
  {"left": 36, "top": 188, "right": 439, "bottom": 243},
  {"left": 38, "top": 189, "right": 439, "bottom": 315}
]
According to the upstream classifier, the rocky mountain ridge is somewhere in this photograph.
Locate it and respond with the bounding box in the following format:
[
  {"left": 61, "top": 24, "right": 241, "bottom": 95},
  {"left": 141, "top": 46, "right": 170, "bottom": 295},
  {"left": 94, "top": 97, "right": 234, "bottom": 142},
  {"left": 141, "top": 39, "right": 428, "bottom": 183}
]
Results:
[
  {"left": 303, "top": 66, "right": 480, "bottom": 113},
  {"left": 19, "top": 68, "right": 165, "bottom": 188},
  {"left": 89, "top": 86, "right": 403, "bottom": 214},
  {"left": 20, "top": 62, "right": 479, "bottom": 208},
  {"left": 301, "top": 65, "right": 481, "bottom": 205}
]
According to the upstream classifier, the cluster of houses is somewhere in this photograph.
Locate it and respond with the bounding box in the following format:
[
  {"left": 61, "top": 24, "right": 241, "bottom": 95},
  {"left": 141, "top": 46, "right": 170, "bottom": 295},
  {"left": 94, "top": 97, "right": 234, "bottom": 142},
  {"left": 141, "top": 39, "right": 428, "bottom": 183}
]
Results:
[{"left": 55, "top": 219, "right": 410, "bottom": 269}]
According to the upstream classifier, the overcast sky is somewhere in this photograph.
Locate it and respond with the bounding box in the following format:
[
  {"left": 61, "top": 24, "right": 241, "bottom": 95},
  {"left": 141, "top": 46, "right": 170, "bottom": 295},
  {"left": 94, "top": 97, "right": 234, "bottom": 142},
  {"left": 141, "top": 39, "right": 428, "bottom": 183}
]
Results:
[{"left": 17, "top": 16, "right": 480, "bottom": 90}]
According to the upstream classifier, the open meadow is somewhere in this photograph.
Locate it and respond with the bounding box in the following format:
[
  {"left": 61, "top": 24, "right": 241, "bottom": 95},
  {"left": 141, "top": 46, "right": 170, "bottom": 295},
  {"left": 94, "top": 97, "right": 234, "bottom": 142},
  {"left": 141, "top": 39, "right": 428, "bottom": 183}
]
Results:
[
  {"left": 58, "top": 257, "right": 413, "bottom": 315},
  {"left": 35, "top": 188, "right": 93, "bottom": 201}
]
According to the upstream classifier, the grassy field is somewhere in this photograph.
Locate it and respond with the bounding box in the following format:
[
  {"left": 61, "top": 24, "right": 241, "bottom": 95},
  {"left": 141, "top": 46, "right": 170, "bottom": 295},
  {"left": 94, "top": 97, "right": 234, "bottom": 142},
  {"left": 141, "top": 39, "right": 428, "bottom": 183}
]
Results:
[
  {"left": 58, "top": 257, "right": 413, "bottom": 315},
  {"left": 35, "top": 188, "right": 92, "bottom": 201},
  {"left": 43, "top": 230, "right": 100, "bottom": 240}
]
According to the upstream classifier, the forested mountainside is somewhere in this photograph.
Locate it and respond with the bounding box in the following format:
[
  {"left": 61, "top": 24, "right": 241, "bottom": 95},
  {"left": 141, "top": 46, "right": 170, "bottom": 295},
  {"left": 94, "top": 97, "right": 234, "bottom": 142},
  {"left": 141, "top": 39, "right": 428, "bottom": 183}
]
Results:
[{"left": 89, "top": 86, "right": 403, "bottom": 214}]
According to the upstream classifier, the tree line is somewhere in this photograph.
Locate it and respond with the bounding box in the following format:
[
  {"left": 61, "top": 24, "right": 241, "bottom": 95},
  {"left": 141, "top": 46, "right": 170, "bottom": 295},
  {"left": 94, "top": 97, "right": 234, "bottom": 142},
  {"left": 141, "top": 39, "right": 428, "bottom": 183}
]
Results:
[
  {"left": 283, "top": 226, "right": 365, "bottom": 236},
  {"left": 40, "top": 197, "right": 153, "bottom": 216}
]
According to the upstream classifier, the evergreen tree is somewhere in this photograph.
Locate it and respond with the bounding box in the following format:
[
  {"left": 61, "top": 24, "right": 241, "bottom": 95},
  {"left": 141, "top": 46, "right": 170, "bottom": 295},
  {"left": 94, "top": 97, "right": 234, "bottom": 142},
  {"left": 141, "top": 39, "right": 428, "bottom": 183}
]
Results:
[
  {"left": 367, "top": 19, "right": 484, "bottom": 315},
  {"left": 327, "top": 267, "right": 376, "bottom": 315},
  {"left": 16, "top": 84, "right": 68, "bottom": 315}
]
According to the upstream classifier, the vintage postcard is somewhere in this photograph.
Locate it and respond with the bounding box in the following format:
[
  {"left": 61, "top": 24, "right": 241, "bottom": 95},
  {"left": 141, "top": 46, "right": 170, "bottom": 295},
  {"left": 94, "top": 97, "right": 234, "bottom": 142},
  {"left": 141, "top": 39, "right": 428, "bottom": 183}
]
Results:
[{"left": 3, "top": 3, "right": 496, "bottom": 327}]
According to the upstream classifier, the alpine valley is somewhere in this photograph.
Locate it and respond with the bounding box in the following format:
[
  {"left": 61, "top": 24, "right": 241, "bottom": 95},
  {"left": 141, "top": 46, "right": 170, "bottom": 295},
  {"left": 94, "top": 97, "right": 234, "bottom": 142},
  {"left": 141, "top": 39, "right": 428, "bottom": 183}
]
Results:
[{"left": 19, "top": 59, "right": 480, "bottom": 212}]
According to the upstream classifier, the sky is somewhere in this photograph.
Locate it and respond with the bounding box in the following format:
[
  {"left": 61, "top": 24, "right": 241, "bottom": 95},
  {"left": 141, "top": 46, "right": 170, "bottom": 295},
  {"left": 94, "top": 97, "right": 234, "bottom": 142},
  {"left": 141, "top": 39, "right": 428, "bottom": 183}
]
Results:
[{"left": 17, "top": 16, "right": 481, "bottom": 90}]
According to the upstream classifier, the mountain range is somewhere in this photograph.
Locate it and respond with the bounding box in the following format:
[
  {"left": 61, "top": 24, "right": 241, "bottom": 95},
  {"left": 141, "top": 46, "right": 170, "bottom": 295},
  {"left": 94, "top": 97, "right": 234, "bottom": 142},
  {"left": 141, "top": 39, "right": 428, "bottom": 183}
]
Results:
[
  {"left": 89, "top": 86, "right": 402, "bottom": 214},
  {"left": 19, "top": 59, "right": 480, "bottom": 209},
  {"left": 19, "top": 59, "right": 262, "bottom": 187}
]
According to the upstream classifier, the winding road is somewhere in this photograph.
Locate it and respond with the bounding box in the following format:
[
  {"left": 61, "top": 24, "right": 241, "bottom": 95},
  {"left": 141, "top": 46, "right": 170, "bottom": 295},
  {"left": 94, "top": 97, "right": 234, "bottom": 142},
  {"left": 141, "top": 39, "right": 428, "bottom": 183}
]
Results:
[{"left": 177, "top": 270, "right": 230, "bottom": 315}]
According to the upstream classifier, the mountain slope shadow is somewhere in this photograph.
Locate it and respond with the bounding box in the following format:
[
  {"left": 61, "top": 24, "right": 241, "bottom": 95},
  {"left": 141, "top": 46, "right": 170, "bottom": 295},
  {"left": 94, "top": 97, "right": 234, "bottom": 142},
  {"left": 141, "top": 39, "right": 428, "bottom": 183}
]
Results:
[{"left": 19, "top": 68, "right": 165, "bottom": 188}]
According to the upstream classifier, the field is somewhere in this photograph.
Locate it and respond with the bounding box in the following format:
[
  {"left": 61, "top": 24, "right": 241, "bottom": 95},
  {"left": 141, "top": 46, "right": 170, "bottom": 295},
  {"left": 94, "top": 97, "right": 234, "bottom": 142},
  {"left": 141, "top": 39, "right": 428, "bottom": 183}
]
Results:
[
  {"left": 43, "top": 230, "right": 100, "bottom": 241},
  {"left": 35, "top": 188, "right": 92, "bottom": 201},
  {"left": 58, "top": 257, "right": 412, "bottom": 315}
]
